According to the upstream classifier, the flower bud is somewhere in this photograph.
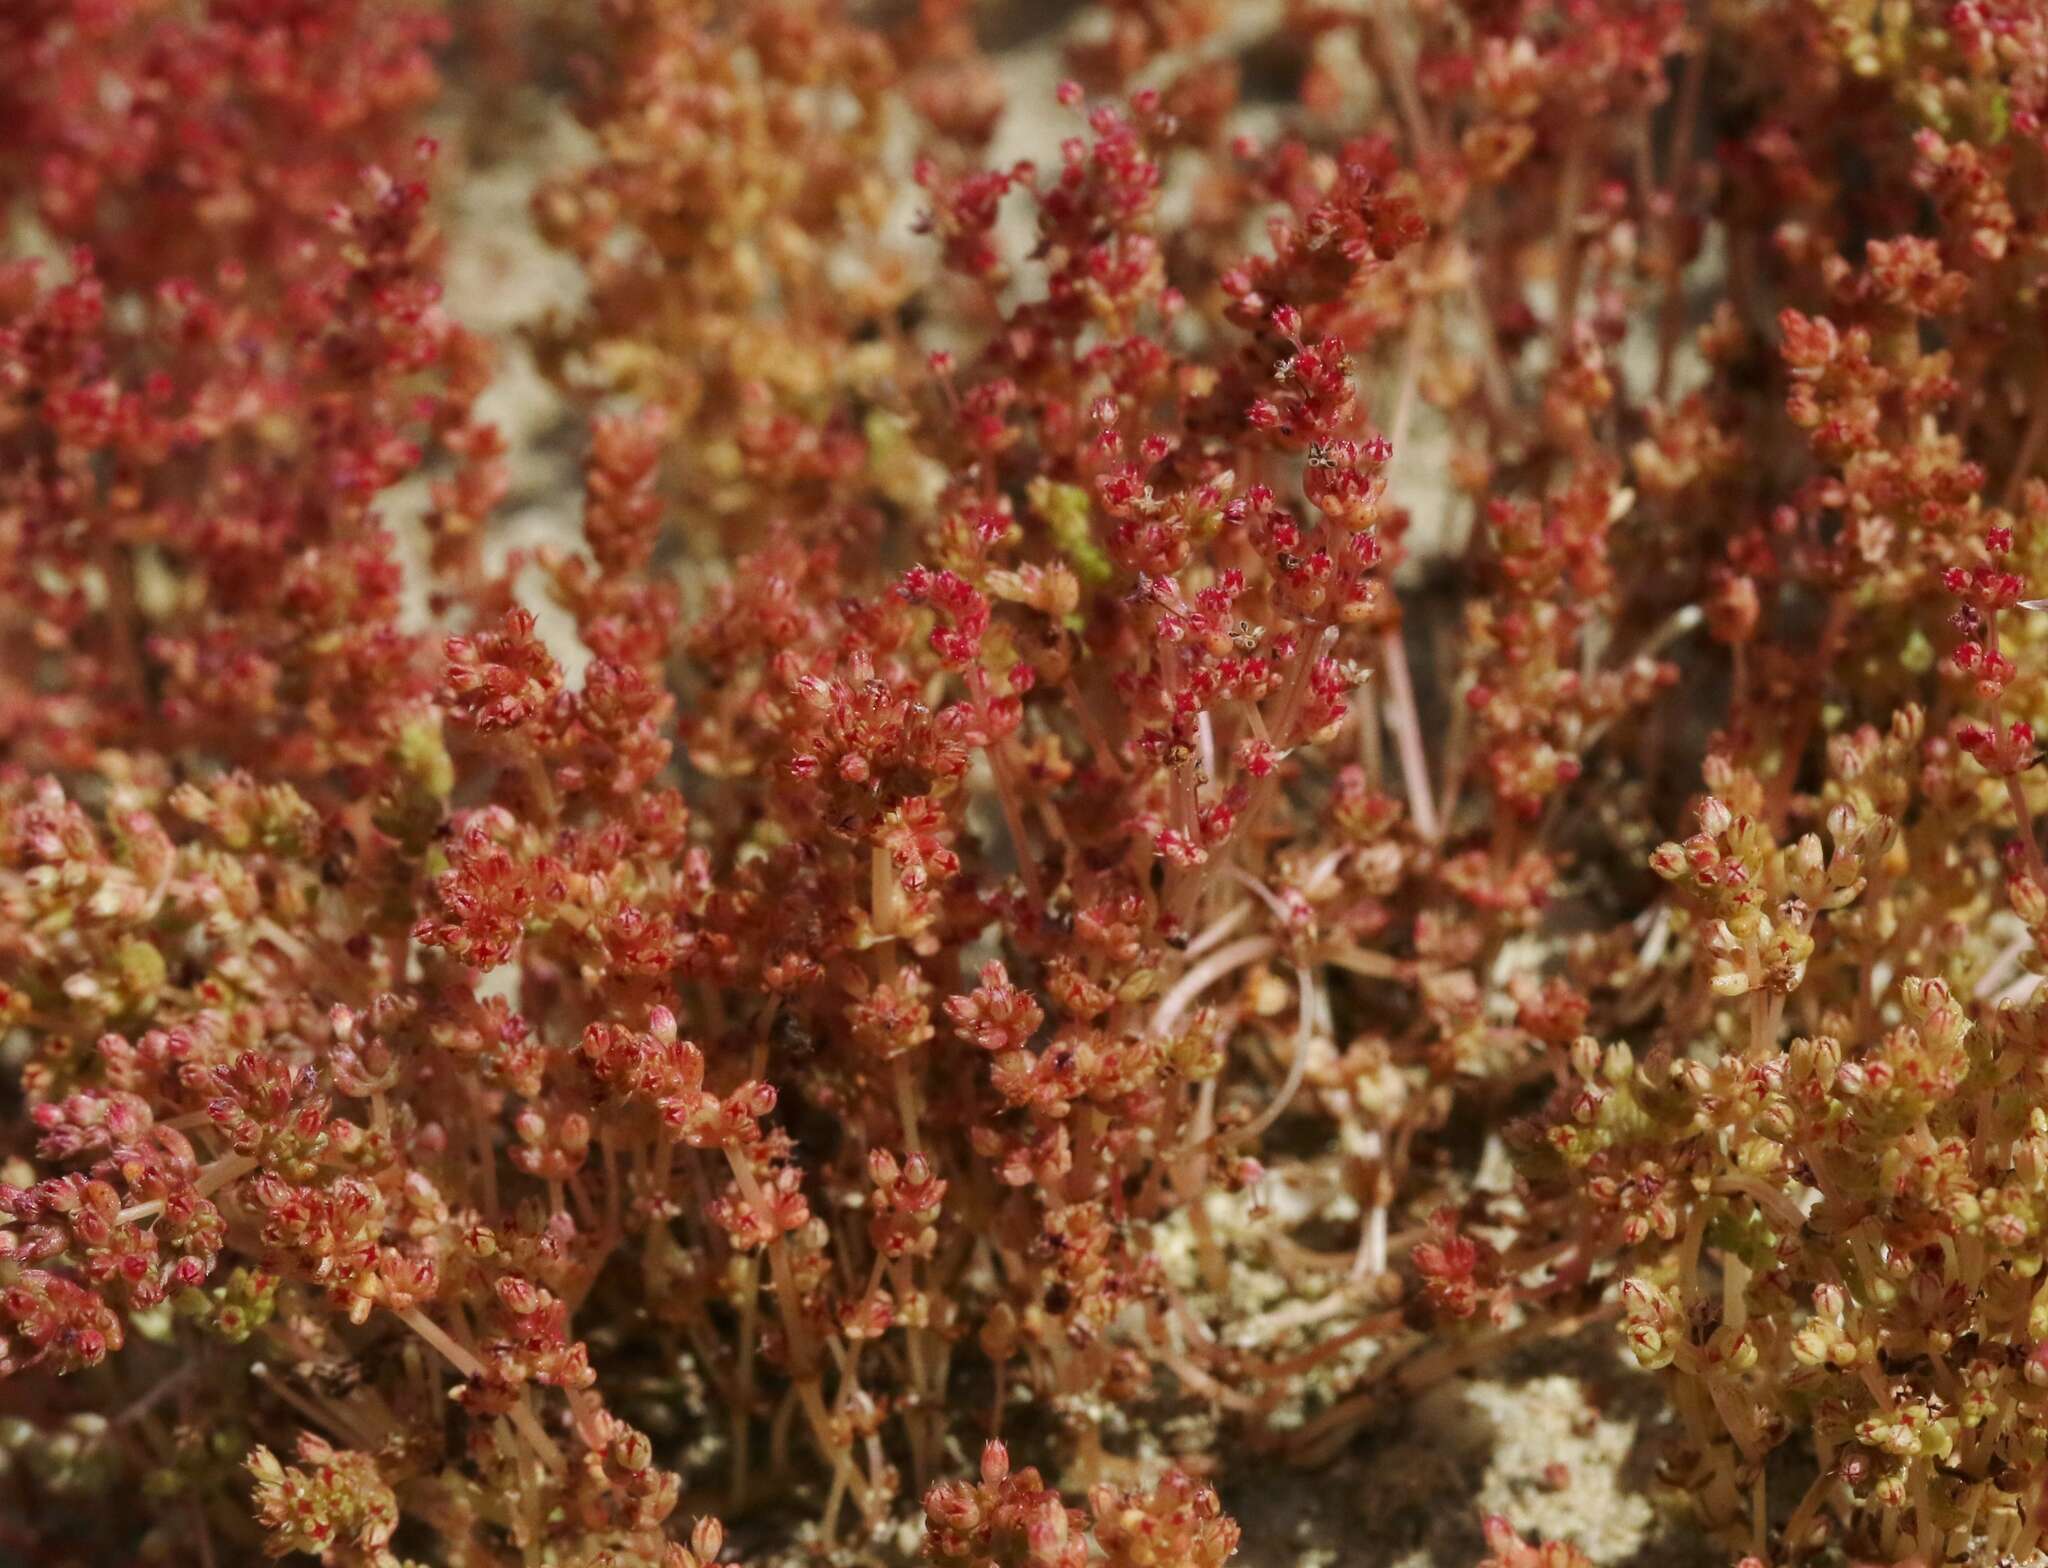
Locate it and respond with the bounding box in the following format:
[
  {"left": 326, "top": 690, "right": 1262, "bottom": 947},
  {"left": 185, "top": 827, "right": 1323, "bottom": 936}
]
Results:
[
  {"left": 611, "top": 1428, "right": 653, "bottom": 1473},
  {"left": 2015, "top": 876, "right": 2048, "bottom": 929},
  {"left": 981, "top": 1439, "right": 1010, "bottom": 1487},
  {"left": 2029, "top": 1281, "right": 2048, "bottom": 1341},
  {"left": 1620, "top": 1278, "right": 1679, "bottom": 1370},
  {"left": 1707, "top": 1323, "right": 1758, "bottom": 1372},
  {"left": 925, "top": 1479, "right": 982, "bottom": 1534},
  {"left": 1670, "top": 1058, "right": 1714, "bottom": 1095},
  {"left": 1791, "top": 833, "right": 1824, "bottom": 883},
  {"left": 1570, "top": 1036, "right": 1603, "bottom": 1081},
  {"left": 1735, "top": 1136, "right": 1782, "bottom": 1175},
  {"left": 690, "top": 1518, "right": 724, "bottom": 1564},
  {"left": 1790, "top": 1320, "right": 1833, "bottom": 1366},
  {"left": 2015, "top": 1342, "right": 2048, "bottom": 1391},
  {"left": 1826, "top": 801, "right": 1859, "bottom": 846}
]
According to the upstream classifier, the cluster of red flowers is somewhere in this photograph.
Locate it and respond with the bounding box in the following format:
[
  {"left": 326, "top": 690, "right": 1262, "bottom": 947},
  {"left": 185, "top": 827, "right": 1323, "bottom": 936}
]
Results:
[{"left": 7, "top": 1, "right": 2048, "bottom": 1566}]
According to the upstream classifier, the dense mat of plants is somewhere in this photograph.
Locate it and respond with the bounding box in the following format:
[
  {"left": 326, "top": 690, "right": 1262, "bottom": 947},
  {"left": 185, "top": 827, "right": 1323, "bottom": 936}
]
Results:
[{"left": 6, "top": 1, "right": 2048, "bottom": 1564}]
